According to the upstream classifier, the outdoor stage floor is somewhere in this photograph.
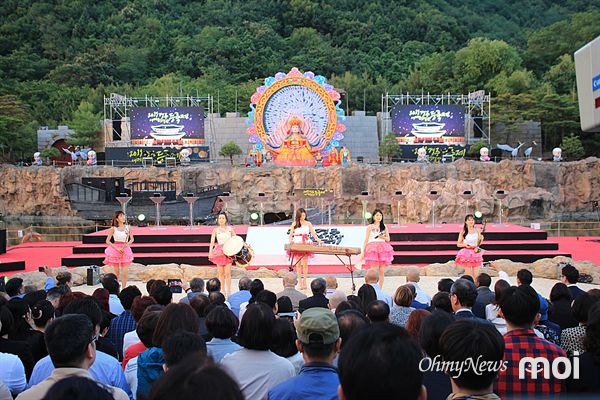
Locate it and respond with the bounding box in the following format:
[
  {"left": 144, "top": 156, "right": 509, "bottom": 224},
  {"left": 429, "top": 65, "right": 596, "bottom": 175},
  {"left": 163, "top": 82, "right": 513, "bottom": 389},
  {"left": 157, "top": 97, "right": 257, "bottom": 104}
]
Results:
[{"left": 1, "top": 224, "right": 599, "bottom": 276}]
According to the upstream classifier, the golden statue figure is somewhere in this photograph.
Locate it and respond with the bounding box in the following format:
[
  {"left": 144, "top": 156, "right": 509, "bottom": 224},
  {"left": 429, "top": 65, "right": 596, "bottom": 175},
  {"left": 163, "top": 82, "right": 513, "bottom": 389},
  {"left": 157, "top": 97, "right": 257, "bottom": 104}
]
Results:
[{"left": 274, "top": 116, "right": 316, "bottom": 166}]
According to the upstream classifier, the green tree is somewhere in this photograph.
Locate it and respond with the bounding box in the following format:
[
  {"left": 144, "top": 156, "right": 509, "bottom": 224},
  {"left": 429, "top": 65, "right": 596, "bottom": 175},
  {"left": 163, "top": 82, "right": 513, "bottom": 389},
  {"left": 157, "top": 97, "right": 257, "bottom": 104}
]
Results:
[
  {"left": 219, "top": 141, "right": 243, "bottom": 165},
  {"left": 543, "top": 54, "right": 576, "bottom": 95},
  {"left": 0, "top": 95, "right": 37, "bottom": 162},
  {"left": 67, "top": 101, "right": 101, "bottom": 147},
  {"left": 379, "top": 132, "right": 400, "bottom": 163},
  {"left": 560, "top": 134, "right": 584, "bottom": 160}
]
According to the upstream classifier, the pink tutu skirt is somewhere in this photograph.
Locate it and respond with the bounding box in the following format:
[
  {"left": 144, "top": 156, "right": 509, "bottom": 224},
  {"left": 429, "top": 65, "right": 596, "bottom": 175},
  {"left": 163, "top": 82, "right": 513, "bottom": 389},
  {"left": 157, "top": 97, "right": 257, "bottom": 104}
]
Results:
[
  {"left": 364, "top": 241, "right": 394, "bottom": 267},
  {"left": 104, "top": 242, "right": 134, "bottom": 266},
  {"left": 455, "top": 248, "right": 484, "bottom": 267},
  {"left": 209, "top": 244, "right": 232, "bottom": 266}
]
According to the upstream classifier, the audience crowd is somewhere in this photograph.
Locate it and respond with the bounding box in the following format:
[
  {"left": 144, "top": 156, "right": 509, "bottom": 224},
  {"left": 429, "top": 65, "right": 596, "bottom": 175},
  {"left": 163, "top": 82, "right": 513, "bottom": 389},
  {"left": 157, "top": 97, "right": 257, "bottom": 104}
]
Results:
[{"left": 0, "top": 263, "right": 598, "bottom": 399}]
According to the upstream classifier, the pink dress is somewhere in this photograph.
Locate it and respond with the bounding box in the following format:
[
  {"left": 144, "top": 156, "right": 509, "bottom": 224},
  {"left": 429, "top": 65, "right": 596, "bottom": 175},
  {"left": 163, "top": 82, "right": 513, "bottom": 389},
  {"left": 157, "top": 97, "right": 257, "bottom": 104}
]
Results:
[
  {"left": 104, "top": 226, "right": 134, "bottom": 266},
  {"left": 208, "top": 228, "right": 233, "bottom": 266},
  {"left": 363, "top": 228, "right": 394, "bottom": 267},
  {"left": 287, "top": 225, "right": 315, "bottom": 259},
  {"left": 455, "top": 232, "right": 484, "bottom": 267}
]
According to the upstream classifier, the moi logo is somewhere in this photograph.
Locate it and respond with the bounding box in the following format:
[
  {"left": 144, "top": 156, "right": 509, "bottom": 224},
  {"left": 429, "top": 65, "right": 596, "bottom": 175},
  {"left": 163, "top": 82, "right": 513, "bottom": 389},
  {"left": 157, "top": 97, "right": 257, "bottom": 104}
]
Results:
[{"left": 519, "top": 352, "right": 579, "bottom": 380}]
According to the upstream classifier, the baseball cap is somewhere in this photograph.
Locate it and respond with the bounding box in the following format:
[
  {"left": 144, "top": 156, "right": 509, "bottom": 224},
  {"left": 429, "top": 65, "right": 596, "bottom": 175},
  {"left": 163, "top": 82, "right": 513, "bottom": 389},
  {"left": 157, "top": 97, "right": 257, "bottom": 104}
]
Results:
[{"left": 296, "top": 308, "right": 340, "bottom": 345}]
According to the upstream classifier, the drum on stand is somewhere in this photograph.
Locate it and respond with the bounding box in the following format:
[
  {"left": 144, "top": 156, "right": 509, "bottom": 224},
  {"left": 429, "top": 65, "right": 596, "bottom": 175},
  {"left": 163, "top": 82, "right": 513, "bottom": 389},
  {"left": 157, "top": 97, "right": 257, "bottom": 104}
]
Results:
[{"left": 222, "top": 236, "right": 255, "bottom": 267}]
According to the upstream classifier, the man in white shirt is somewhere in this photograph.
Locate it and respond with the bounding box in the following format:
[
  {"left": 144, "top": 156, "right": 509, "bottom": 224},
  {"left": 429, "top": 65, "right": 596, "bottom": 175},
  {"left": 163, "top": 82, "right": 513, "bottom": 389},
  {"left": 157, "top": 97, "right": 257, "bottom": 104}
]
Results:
[
  {"left": 365, "top": 269, "right": 393, "bottom": 308},
  {"left": 325, "top": 276, "right": 338, "bottom": 299},
  {"left": 406, "top": 268, "right": 431, "bottom": 306},
  {"left": 102, "top": 277, "right": 124, "bottom": 315}
]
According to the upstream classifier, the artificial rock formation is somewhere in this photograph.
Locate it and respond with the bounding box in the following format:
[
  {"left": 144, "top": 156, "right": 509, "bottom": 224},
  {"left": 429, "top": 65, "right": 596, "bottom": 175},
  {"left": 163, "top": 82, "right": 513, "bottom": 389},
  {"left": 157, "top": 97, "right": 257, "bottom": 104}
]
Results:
[{"left": 1, "top": 158, "right": 599, "bottom": 222}]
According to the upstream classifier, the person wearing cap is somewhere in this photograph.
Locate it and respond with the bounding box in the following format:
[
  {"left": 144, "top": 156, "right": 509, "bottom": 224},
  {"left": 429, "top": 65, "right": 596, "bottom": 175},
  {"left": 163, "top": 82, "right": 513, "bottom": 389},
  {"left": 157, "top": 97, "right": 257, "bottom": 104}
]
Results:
[{"left": 268, "top": 308, "right": 341, "bottom": 400}]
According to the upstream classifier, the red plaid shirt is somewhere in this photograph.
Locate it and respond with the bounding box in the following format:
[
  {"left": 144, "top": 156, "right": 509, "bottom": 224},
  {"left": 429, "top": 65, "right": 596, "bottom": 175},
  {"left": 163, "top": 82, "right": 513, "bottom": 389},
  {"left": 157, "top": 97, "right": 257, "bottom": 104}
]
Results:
[{"left": 495, "top": 328, "right": 566, "bottom": 398}]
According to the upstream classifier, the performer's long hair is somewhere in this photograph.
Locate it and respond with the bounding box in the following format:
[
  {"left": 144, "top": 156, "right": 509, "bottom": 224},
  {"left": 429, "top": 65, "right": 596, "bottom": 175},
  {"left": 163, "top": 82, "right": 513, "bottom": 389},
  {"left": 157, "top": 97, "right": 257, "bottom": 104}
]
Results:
[
  {"left": 462, "top": 214, "right": 475, "bottom": 239},
  {"left": 294, "top": 208, "right": 307, "bottom": 228},
  {"left": 111, "top": 211, "right": 125, "bottom": 227},
  {"left": 370, "top": 209, "right": 386, "bottom": 233}
]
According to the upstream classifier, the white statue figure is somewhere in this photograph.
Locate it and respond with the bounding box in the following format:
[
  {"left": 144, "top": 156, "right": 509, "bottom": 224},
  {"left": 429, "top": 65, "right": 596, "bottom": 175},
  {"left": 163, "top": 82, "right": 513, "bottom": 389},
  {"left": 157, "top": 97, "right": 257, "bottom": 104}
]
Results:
[
  {"left": 33, "top": 152, "right": 42, "bottom": 166},
  {"left": 480, "top": 147, "right": 490, "bottom": 162},
  {"left": 86, "top": 150, "right": 97, "bottom": 166},
  {"left": 416, "top": 147, "right": 429, "bottom": 163},
  {"left": 552, "top": 147, "right": 562, "bottom": 162},
  {"left": 179, "top": 148, "right": 191, "bottom": 166}
]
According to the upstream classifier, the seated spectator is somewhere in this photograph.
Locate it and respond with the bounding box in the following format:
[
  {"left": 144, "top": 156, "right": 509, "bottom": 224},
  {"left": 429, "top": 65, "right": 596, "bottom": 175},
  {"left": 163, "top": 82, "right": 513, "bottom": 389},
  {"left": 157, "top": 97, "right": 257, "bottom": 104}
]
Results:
[
  {"left": 270, "top": 318, "right": 304, "bottom": 373},
  {"left": 437, "top": 278, "right": 454, "bottom": 293},
  {"left": 101, "top": 278, "right": 124, "bottom": 315},
  {"left": 0, "top": 348, "right": 26, "bottom": 396},
  {"left": 205, "top": 306, "right": 241, "bottom": 362},
  {"left": 495, "top": 285, "right": 566, "bottom": 398},
  {"left": 152, "top": 285, "right": 173, "bottom": 307},
  {"left": 535, "top": 298, "right": 561, "bottom": 346},
  {"left": 148, "top": 354, "right": 242, "bottom": 400},
  {"left": 440, "top": 320, "right": 504, "bottom": 399},
  {"left": 419, "top": 311, "right": 454, "bottom": 400},
  {"left": 0, "top": 302, "right": 34, "bottom": 379},
  {"left": 5, "top": 278, "right": 24, "bottom": 299},
  {"left": 68, "top": 297, "right": 118, "bottom": 359},
  {"left": 256, "top": 290, "right": 278, "bottom": 313},
  {"left": 123, "top": 310, "right": 162, "bottom": 398},
  {"left": 485, "top": 279, "right": 511, "bottom": 334},
  {"left": 28, "top": 297, "right": 131, "bottom": 396},
  {"left": 190, "top": 294, "right": 211, "bottom": 339},
  {"left": 276, "top": 272, "right": 307, "bottom": 310},
  {"left": 136, "top": 303, "right": 199, "bottom": 399},
  {"left": 366, "top": 300, "right": 390, "bottom": 323},
  {"left": 517, "top": 269, "right": 550, "bottom": 319},
  {"left": 450, "top": 279, "right": 489, "bottom": 323},
  {"left": 269, "top": 308, "right": 341, "bottom": 400},
  {"left": 31, "top": 300, "right": 55, "bottom": 333},
  {"left": 567, "top": 301, "right": 600, "bottom": 393},
  {"left": 221, "top": 303, "right": 294, "bottom": 399},
  {"left": 549, "top": 282, "right": 578, "bottom": 329},
  {"left": 55, "top": 271, "right": 72, "bottom": 289},
  {"left": 298, "top": 278, "right": 329, "bottom": 313},
  {"left": 122, "top": 296, "right": 157, "bottom": 354},
  {"left": 180, "top": 278, "right": 205, "bottom": 305},
  {"left": 162, "top": 331, "right": 206, "bottom": 371},
  {"left": 406, "top": 309, "right": 430, "bottom": 340},
  {"left": 407, "top": 284, "right": 428, "bottom": 310},
  {"left": 238, "top": 279, "right": 264, "bottom": 321},
  {"left": 23, "top": 290, "right": 47, "bottom": 309},
  {"left": 147, "top": 280, "right": 166, "bottom": 297},
  {"left": 328, "top": 290, "right": 347, "bottom": 313},
  {"left": 472, "top": 273, "right": 494, "bottom": 318},
  {"left": 46, "top": 287, "right": 68, "bottom": 309},
  {"left": 43, "top": 376, "right": 114, "bottom": 400},
  {"left": 345, "top": 295, "right": 365, "bottom": 314},
  {"left": 389, "top": 285, "right": 415, "bottom": 327},
  {"left": 206, "top": 278, "right": 221, "bottom": 294},
  {"left": 430, "top": 292, "right": 452, "bottom": 314},
  {"left": 276, "top": 296, "right": 295, "bottom": 321},
  {"left": 227, "top": 277, "right": 252, "bottom": 318},
  {"left": 338, "top": 323, "right": 426, "bottom": 400},
  {"left": 407, "top": 268, "right": 431, "bottom": 306},
  {"left": 561, "top": 264, "right": 584, "bottom": 299},
  {"left": 16, "top": 314, "right": 128, "bottom": 400},
  {"left": 365, "top": 269, "right": 393, "bottom": 307},
  {"left": 7, "top": 298, "right": 47, "bottom": 363},
  {"left": 334, "top": 310, "right": 369, "bottom": 366},
  {"left": 107, "top": 285, "right": 141, "bottom": 361},
  {"left": 459, "top": 274, "right": 474, "bottom": 283},
  {"left": 208, "top": 291, "right": 226, "bottom": 307},
  {"left": 91, "top": 288, "right": 112, "bottom": 315},
  {"left": 325, "top": 276, "right": 338, "bottom": 298},
  {"left": 357, "top": 284, "right": 377, "bottom": 309},
  {"left": 561, "top": 292, "right": 599, "bottom": 356}
]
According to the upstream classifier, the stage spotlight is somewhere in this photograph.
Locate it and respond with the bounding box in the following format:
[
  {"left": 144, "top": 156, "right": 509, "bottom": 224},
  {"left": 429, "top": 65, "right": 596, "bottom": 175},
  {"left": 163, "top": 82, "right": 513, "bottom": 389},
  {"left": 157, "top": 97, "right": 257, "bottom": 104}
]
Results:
[
  {"left": 474, "top": 211, "right": 483, "bottom": 224},
  {"left": 137, "top": 214, "right": 146, "bottom": 222},
  {"left": 249, "top": 212, "right": 260, "bottom": 226},
  {"left": 364, "top": 211, "right": 373, "bottom": 220}
]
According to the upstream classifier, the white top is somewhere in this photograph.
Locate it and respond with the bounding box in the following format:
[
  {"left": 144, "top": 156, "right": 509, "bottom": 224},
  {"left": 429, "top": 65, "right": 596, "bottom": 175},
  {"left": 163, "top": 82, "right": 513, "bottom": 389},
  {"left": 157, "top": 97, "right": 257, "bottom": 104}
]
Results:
[
  {"left": 371, "top": 283, "right": 393, "bottom": 308},
  {"left": 464, "top": 232, "right": 479, "bottom": 247},
  {"left": 292, "top": 225, "right": 310, "bottom": 243},
  {"left": 287, "top": 352, "right": 304, "bottom": 374},
  {"left": 0, "top": 352, "right": 26, "bottom": 395},
  {"left": 368, "top": 228, "right": 385, "bottom": 243},
  {"left": 408, "top": 282, "right": 431, "bottom": 306},
  {"left": 215, "top": 228, "right": 233, "bottom": 245},
  {"left": 221, "top": 349, "right": 295, "bottom": 400},
  {"left": 122, "top": 331, "right": 140, "bottom": 354},
  {"left": 124, "top": 357, "right": 138, "bottom": 400},
  {"left": 486, "top": 304, "right": 507, "bottom": 335},
  {"left": 113, "top": 226, "right": 129, "bottom": 243},
  {"left": 109, "top": 294, "right": 124, "bottom": 315}
]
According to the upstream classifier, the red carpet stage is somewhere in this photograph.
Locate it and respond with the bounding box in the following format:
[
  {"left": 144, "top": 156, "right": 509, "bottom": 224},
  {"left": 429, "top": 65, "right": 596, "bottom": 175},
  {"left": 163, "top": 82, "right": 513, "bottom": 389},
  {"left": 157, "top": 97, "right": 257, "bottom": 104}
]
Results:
[{"left": 1, "top": 224, "right": 596, "bottom": 276}]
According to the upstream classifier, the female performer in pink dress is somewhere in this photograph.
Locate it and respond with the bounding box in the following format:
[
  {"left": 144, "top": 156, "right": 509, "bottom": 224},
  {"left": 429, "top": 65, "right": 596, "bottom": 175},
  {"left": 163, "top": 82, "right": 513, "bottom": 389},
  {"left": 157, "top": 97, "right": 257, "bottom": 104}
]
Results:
[
  {"left": 104, "top": 211, "right": 134, "bottom": 288},
  {"left": 208, "top": 213, "right": 236, "bottom": 297},
  {"left": 362, "top": 209, "right": 394, "bottom": 287},
  {"left": 288, "top": 208, "right": 323, "bottom": 290},
  {"left": 455, "top": 214, "right": 484, "bottom": 278}
]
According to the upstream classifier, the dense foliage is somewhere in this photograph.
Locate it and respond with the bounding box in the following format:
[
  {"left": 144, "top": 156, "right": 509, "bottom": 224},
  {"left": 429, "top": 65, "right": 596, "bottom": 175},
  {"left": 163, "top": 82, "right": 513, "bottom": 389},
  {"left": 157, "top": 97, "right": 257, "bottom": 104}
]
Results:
[{"left": 1, "top": 0, "right": 599, "bottom": 160}]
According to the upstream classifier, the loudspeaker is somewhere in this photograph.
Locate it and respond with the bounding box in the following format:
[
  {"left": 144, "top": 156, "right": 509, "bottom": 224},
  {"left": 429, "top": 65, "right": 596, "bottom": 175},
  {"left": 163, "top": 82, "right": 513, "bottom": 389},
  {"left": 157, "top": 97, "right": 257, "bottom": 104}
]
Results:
[
  {"left": 112, "top": 118, "right": 122, "bottom": 141},
  {"left": 0, "top": 229, "right": 6, "bottom": 254},
  {"left": 86, "top": 265, "right": 100, "bottom": 286},
  {"left": 473, "top": 117, "right": 484, "bottom": 138}
]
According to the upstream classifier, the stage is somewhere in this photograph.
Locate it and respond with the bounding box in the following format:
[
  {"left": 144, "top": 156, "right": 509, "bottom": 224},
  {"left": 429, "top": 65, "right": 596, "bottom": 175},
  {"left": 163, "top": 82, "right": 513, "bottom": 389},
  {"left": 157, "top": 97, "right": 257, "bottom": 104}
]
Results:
[{"left": 1, "top": 224, "right": 597, "bottom": 276}]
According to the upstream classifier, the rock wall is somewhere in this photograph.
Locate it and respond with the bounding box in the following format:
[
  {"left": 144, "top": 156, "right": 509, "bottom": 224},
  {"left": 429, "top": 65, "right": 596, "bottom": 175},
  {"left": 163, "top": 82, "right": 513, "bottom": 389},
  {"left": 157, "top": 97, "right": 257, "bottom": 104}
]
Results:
[{"left": 1, "top": 158, "right": 599, "bottom": 223}]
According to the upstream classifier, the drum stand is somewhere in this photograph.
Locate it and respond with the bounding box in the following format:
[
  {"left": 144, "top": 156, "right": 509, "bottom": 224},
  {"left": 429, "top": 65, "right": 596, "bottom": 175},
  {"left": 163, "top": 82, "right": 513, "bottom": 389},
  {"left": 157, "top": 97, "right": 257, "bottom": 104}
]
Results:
[
  {"left": 289, "top": 250, "right": 358, "bottom": 294},
  {"left": 150, "top": 195, "right": 166, "bottom": 230},
  {"left": 183, "top": 195, "right": 199, "bottom": 230},
  {"left": 393, "top": 191, "right": 407, "bottom": 228},
  {"left": 494, "top": 190, "right": 508, "bottom": 226},
  {"left": 426, "top": 192, "right": 441, "bottom": 228}
]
